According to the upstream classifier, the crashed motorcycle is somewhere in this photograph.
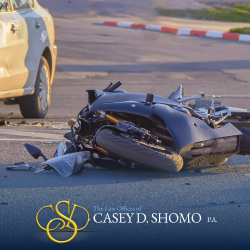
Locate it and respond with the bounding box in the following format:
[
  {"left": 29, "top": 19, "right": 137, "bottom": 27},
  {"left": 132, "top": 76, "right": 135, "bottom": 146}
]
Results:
[{"left": 24, "top": 81, "right": 250, "bottom": 177}]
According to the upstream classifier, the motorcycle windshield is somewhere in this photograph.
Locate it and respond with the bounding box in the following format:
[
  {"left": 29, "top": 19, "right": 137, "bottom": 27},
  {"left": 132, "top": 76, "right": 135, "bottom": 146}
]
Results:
[{"left": 34, "top": 152, "right": 91, "bottom": 177}]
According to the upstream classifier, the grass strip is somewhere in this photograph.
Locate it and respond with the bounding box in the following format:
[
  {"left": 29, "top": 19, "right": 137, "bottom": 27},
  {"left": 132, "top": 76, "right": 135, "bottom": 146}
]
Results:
[
  {"left": 156, "top": 4, "right": 250, "bottom": 23},
  {"left": 228, "top": 26, "right": 250, "bottom": 34}
]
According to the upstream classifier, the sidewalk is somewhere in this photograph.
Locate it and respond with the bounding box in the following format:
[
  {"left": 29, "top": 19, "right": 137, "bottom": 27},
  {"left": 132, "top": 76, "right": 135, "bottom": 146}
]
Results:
[
  {"left": 86, "top": 15, "right": 249, "bottom": 33},
  {"left": 49, "top": 0, "right": 249, "bottom": 33},
  {"left": 155, "top": 16, "right": 249, "bottom": 32},
  {"left": 154, "top": 0, "right": 249, "bottom": 32}
]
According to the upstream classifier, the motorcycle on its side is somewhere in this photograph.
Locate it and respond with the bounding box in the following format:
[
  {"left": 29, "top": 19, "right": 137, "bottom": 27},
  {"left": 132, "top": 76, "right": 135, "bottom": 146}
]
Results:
[{"left": 25, "top": 81, "right": 250, "bottom": 176}]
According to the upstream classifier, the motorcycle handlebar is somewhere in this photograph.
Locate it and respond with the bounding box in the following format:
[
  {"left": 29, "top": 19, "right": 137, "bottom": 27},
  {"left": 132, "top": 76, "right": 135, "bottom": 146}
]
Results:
[{"left": 106, "top": 81, "right": 122, "bottom": 92}]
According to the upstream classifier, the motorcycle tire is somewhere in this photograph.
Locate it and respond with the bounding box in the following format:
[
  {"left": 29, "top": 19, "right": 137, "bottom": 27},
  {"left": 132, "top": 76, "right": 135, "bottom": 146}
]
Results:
[{"left": 95, "top": 128, "right": 183, "bottom": 172}]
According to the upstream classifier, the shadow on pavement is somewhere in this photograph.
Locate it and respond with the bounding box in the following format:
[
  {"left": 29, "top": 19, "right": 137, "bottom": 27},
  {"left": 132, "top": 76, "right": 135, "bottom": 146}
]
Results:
[
  {"left": 56, "top": 59, "right": 250, "bottom": 74},
  {"left": 0, "top": 161, "right": 219, "bottom": 188}
]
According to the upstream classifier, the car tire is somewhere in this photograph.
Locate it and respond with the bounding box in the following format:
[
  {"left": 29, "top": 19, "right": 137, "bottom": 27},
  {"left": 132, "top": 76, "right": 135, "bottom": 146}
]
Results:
[
  {"left": 95, "top": 128, "right": 184, "bottom": 172},
  {"left": 19, "top": 57, "right": 51, "bottom": 118}
]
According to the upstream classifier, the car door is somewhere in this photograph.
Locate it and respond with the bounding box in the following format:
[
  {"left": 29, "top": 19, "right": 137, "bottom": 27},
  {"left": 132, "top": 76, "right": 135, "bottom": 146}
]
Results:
[
  {"left": 0, "top": 0, "right": 27, "bottom": 92},
  {"left": 11, "top": 0, "right": 44, "bottom": 90},
  {"left": 0, "top": 0, "right": 11, "bottom": 92},
  {"left": 9, "top": 0, "right": 43, "bottom": 91}
]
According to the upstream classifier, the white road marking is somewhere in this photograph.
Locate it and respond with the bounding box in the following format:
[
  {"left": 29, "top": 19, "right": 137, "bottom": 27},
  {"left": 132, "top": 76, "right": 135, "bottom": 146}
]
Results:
[
  {"left": 0, "top": 138, "right": 62, "bottom": 141},
  {"left": 0, "top": 129, "right": 64, "bottom": 140}
]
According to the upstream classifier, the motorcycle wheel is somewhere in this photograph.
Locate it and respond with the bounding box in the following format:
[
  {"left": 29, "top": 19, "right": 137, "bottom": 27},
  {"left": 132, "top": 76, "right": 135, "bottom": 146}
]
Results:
[{"left": 95, "top": 128, "right": 183, "bottom": 172}]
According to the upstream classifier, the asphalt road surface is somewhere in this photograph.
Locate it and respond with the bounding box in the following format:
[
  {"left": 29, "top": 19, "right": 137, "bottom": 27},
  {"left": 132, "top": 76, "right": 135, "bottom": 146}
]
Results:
[{"left": 1, "top": 1, "right": 250, "bottom": 250}]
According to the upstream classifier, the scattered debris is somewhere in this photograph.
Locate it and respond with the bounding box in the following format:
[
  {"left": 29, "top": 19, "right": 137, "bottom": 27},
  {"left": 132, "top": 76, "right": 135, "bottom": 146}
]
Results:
[
  {"left": 185, "top": 183, "right": 191, "bottom": 185},
  {"left": 19, "top": 121, "right": 29, "bottom": 125},
  {"left": 33, "top": 122, "right": 42, "bottom": 127},
  {"left": 31, "top": 121, "right": 46, "bottom": 127},
  {"left": 52, "top": 122, "right": 70, "bottom": 130},
  {"left": 0, "top": 202, "right": 11, "bottom": 206},
  {"left": 230, "top": 201, "right": 235, "bottom": 204},
  {"left": 35, "top": 151, "right": 91, "bottom": 177},
  {"left": 0, "top": 112, "right": 13, "bottom": 126},
  {"left": 6, "top": 162, "right": 34, "bottom": 171},
  {"left": 194, "top": 168, "right": 203, "bottom": 173},
  {"left": 209, "top": 203, "right": 217, "bottom": 205}
]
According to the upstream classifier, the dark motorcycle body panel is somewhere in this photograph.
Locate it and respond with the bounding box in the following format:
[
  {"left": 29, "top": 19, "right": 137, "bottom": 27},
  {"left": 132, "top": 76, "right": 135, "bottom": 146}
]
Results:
[
  {"left": 90, "top": 98, "right": 242, "bottom": 154},
  {"left": 89, "top": 92, "right": 183, "bottom": 112}
]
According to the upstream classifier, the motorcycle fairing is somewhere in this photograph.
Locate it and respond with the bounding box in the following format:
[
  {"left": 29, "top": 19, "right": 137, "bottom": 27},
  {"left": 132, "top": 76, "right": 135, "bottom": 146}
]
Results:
[
  {"left": 89, "top": 92, "right": 183, "bottom": 112},
  {"left": 90, "top": 101, "right": 242, "bottom": 154},
  {"left": 35, "top": 152, "right": 90, "bottom": 177}
]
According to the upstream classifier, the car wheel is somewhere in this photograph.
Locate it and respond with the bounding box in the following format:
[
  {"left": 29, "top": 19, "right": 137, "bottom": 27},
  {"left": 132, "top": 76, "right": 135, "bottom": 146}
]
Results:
[
  {"left": 19, "top": 56, "right": 51, "bottom": 118},
  {"left": 95, "top": 128, "right": 184, "bottom": 172}
]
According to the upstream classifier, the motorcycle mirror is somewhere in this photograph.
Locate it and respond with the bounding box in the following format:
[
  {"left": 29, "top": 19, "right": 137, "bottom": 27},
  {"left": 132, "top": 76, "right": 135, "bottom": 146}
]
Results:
[
  {"left": 64, "top": 132, "right": 73, "bottom": 141},
  {"left": 24, "top": 143, "right": 48, "bottom": 161}
]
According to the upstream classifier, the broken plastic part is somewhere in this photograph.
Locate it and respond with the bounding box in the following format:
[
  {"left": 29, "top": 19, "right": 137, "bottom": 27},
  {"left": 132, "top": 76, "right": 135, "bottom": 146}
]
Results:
[
  {"left": 0, "top": 112, "right": 13, "bottom": 126},
  {"left": 57, "top": 141, "right": 67, "bottom": 157},
  {"left": 34, "top": 151, "right": 91, "bottom": 177},
  {"left": 6, "top": 162, "right": 33, "bottom": 171}
]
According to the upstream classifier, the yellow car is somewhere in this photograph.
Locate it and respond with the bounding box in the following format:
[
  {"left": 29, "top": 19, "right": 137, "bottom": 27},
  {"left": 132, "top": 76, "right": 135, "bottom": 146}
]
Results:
[{"left": 0, "top": 0, "right": 57, "bottom": 118}]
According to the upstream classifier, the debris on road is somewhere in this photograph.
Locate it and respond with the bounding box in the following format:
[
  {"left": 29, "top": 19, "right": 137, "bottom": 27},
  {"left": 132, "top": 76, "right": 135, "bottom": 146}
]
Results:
[
  {"left": 32, "top": 121, "right": 47, "bottom": 127},
  {"left": 0, "top": 112, "right": 13, "bottom": 126},
  {"left": 35, "top": 151, "right": 90, "bottom": 177},
  {"left": 194, "top": 168, "right": 203, "bottom": 173},
  {"left": 6, "top": 162, "right": 34, "bottom": 171},
  {"left": 20, "top": 121, "right": 29, "bottom": 125},
  {"left": 51, "top": 122, "right": 70, "bottom": 130},
  {"left": 0, "top": 202, "right": 11, "bottom": 206}
]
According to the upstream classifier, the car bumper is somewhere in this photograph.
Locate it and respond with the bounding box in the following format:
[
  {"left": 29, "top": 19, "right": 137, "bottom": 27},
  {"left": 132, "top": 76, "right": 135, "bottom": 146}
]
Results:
[{"left": 51, "top": 45, "right": 57, "bottom": 84}]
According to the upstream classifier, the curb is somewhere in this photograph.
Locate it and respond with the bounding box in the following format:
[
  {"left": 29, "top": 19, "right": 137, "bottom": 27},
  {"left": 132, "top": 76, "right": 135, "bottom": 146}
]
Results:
[{"left": 97, "top": 21, "right": 250, "bottom": 42}]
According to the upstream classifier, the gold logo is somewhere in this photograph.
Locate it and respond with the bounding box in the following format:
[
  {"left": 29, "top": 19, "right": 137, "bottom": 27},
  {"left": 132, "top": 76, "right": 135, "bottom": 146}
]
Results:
[{"left": 36, "top": 200, "right": 90, "bottom": 243}]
